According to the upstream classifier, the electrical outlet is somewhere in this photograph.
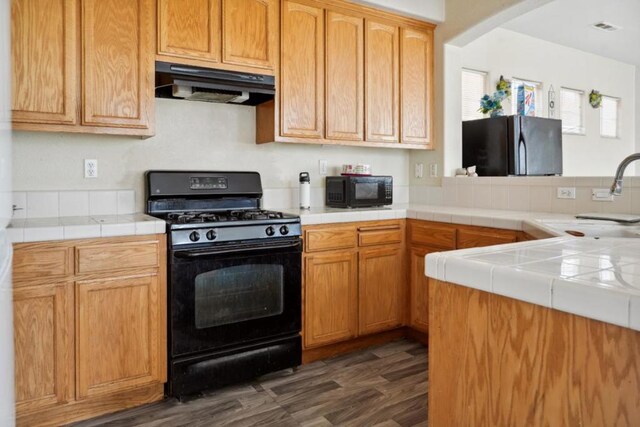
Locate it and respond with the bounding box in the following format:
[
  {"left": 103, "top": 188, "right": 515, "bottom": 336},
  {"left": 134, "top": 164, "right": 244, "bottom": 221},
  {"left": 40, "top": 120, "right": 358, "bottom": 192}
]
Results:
[
  {"left": 319, "top": 160, "right": 328, "bottom": 176},
  {"left": 415, "top": 163, "right": 424, "bottom": 179},
  {"left": 429, "top": 163, "right": 438, "bottom": 178},
  {"left": 556, "top": 187, "right": 576, "bottom": 199},
  {"left": 84, "top": 159, "right": 98, "bottom": 179},
  {"left": 592, "top": 188, "right": 614, "bottom": 202}
]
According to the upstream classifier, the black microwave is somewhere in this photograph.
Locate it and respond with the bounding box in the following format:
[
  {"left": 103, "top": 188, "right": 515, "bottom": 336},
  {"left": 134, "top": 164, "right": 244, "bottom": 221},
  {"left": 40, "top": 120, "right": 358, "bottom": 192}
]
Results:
[{"left": 325, "top": 176, "right": 393, "bottom": 208}]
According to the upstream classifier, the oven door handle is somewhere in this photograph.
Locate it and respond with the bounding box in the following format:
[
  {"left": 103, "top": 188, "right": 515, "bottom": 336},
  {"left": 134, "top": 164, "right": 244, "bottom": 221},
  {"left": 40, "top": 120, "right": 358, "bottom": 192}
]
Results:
[{"left": 174, "top": 241, "right": 301, "bottom": 258}]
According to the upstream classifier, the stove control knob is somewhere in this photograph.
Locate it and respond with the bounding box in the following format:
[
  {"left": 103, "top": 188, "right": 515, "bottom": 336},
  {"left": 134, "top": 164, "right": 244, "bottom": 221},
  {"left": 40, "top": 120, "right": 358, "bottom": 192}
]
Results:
[
  {"left": 265, "top": 226, "right": 276, "bottom": 236},
  {"left": 189, "top": 231, "right": 200, "bottom": 242},
  {"left": 280, "top": 225, "right": 289, "bottom": 235},
  {"left": 206, "top": 230, "right": 217, "bottom": 240}
]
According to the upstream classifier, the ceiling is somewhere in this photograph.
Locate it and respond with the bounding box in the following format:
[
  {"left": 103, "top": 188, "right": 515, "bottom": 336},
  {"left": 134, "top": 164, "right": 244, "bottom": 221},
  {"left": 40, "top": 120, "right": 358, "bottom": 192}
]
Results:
[{"left": 502, "top": 0, "right": 640, "bottom": 66}]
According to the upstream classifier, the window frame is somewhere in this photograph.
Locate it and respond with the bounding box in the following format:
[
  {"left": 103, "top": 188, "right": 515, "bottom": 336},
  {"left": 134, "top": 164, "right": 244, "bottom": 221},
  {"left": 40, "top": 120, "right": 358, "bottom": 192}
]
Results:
[
  {"left": 560, "top": 87, "right": 585, "bottom": 135},
  {"left": 461, "top": 68, "right": 489, "bottom": 121},
  {"left": 599, "top": 95, "right": 620, "bottom": 139}
]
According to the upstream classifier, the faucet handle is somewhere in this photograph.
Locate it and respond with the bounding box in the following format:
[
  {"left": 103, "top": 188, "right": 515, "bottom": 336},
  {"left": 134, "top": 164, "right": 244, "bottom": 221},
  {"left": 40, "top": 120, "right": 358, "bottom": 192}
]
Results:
[{"left": 610, "top": 179, "right": 623, "bottom": 196}]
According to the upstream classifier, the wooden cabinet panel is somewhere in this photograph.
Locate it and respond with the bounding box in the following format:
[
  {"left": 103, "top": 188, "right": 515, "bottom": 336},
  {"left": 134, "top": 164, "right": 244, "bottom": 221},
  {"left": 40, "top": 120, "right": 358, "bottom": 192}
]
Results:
[
  {"left": 409, "top": 221, "right": 456, "bottom": 250},
  {"left": 14, "top": 282, "right": 74, "bottom": 413},
  {"left": 76, "top": 274, "right": 163, "bottom": 399},
  {"left": 325, "top": 11, "right": 364, "bottom": 141},
  {"left": 158, "top": 0, "right": 220, "bottom": 62},
  {"left": 305, "top": 226, "right": 357, "bottom": 252},
  {"left": 11, "top": 0, "right": 77, "bottom": 124},
  {"left": 280, "top": 1, "right": 324, "bottom": 137},
  {"left": 457, "top": 228, "right": 517, "bottom": 249},
  {"left": 409, "top": 246, "right": 437, "bottom": 333},
  {"left": 400, "top": 27, "right": 432, "bottom": 146},
  {"left": 358, "top": 246, "right": 404, "bottom": 335},
  {"left": 222, "top": 0, "right": 276, "bottom": 70},
  {"left": 365, "top": 20, "right": 399, "bottom": 143},
  {"left": 76, "top": 240, "right": 160, "bottom": 275},
  {"left": 81, "top": 0, "right": 154, "bottom": 130},
  {"left": 358, "top": 224, "right": 403, "bottom": 247},
  {"left": 13, "top": 244, "right": 74, "bottom": 284},
  {"left": 305, "top": 251, "right": 358, "bottom": 348}
]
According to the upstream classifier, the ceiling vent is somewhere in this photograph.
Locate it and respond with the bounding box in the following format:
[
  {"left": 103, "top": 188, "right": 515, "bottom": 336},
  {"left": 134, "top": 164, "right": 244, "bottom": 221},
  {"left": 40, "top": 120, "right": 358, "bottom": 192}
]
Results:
[{"left": 591, "top": 21, "right": 621, "bottom": 32}]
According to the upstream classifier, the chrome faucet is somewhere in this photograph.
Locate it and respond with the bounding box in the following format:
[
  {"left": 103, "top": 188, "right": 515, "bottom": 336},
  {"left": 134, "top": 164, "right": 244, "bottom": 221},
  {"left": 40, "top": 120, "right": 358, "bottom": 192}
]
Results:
[{"left": 610, "top": 152, "right": 640, "bottom": 195}]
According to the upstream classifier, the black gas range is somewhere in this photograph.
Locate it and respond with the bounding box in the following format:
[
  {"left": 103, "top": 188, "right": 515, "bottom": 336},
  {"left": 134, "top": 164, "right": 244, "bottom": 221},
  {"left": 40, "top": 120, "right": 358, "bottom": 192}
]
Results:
[{"left": 146, "top": 171, "right": 302, "bottom": 398}]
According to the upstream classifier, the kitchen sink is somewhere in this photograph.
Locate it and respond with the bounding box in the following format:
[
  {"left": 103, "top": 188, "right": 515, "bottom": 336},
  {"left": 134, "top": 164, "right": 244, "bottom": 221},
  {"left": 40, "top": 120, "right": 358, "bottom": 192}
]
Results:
[{"left": 535, "top": 220, "right": 640, "bottom": 238}]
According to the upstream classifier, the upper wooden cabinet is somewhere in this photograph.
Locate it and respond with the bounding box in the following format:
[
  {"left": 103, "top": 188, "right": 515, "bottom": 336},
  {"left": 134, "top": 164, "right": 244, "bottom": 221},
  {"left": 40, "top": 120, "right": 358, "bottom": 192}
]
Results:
[
  {"left": 158, "top": 0, "right": 221, "bottom": 63},
  {"left": 364, "top": 20, "right": 399, "bottom": 143},
  {"left": 257, "top": 0, "right": 436, "bottom": 150},
  {"left": 401, "top": 27, "right": 433, "bottom": 147},
  {"left": 11, "top": 0, "right": 77, "bottom": 125},
  {"left": 11, "top": 0, "right": 155, "bottom": 136},
  {"left": 325, "top": 11, "right": 364, "bottom": 141},
  {"left": 157, "top": 0, "right": 277, "bottom": 74},
  {"left": 280, "top": 0, "right": 324, "bottom": 137},
  {"left": 81, "top": 0, "right": 154, "bottom": 130}
]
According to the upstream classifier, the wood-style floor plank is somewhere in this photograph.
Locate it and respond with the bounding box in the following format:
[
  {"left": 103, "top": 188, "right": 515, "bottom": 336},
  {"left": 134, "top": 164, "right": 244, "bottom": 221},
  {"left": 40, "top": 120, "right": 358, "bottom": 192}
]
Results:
[{"left": 70, "top": 339, "right": 428, "bottom": 427}]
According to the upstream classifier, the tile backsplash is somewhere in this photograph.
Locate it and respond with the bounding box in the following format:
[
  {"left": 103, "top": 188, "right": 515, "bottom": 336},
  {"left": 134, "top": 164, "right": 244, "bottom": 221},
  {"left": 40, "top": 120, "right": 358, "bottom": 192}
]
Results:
[
  {"left": 415, "top": 177, "right": 640, "bottom": 215},
  {"left": 12, "top": 190, "right": 136, "bottom": 218}
]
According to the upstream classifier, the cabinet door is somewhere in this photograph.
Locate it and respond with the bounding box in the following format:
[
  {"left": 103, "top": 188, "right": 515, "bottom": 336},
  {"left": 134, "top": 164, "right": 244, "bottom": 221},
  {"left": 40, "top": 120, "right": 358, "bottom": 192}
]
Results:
[
  {"left": 457, "top": 229, "right": 517, "bottom": 249},
  {"left": 11, "top": 0, "right": 77, "bottom": 125},
  {"left": 76, "top": 274, "right": 164, "bottom": 399},
  {"left": 222, "top": 0, "right": 276, "bottom": 71},
  {"left": 280, "top": 1, "right": 324, "bottom": 138},
  {"left": 81, "top": 0, "right": 154, "bottom": 130},
  {"left": 325, "top": 11, "right": 363, "bottom": 141},
  {"left": 14, "top": 283, "right": 74, "bottom": 413},
  {"left": 365, "top": 20, "right": 399, "bottom": 143},
  {"left": 158, "top": 0, "right": 221, "bottom": 62},
  {"left": 409, "top": 246, "right": 438, "bottom": 333},
  {"left": 358, "top": 245, "right": 405, "bottom": 335},
  {"left": 401, "top": 27, "right": 432, "bottom": 146},
  {"left": 304, "top": 251, "right": 358, "bottom": 348}
]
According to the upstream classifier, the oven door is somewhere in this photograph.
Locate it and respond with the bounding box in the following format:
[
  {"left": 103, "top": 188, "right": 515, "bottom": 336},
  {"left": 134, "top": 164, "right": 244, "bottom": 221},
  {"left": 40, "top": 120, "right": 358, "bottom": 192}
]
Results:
[{"left": 170, "top": 238, "right": 301, "bottom": 358}]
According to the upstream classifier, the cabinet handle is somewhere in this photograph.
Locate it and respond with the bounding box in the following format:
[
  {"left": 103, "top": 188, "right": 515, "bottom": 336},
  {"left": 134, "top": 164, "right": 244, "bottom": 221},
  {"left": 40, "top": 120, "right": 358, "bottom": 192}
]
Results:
[{"left": 357, "top": 225, "right": 401, "bottom": 232}]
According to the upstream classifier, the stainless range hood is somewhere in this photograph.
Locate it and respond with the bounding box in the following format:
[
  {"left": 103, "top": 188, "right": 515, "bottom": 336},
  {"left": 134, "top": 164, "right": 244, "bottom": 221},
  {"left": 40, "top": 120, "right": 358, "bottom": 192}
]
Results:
[{"left": 155, "top": 61, "right": 275, "bottom": 106}]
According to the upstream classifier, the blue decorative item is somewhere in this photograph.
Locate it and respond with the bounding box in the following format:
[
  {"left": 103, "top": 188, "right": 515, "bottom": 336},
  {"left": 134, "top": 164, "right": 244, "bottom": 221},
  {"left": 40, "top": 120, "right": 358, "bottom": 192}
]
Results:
[{"left": 479, "top": 90, "right": 508, "bottom": 117}]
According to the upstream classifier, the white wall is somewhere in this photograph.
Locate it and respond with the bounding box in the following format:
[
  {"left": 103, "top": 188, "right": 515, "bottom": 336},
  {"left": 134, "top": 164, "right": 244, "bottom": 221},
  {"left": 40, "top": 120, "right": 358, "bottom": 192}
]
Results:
[
  {"left": 460, "top": 28, "right": 636, "bottom": 176},
  {"left": 12, "top": 99, "right": 411, "bottom": 211},
  {"left": 355, "top": 0, "right": 444, "bottom": 22}
]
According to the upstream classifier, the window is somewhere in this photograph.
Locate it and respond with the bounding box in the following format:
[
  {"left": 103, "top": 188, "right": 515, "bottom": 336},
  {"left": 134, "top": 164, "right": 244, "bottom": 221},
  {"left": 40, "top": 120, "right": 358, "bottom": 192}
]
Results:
[
  {"left": 511, "top": 78, "right": 543, "bottom": 117},
  {"left": 600, "top": 96, "right": 619, "bottom": 138},
  {"left": 560, "top": 88, "right": 584, "bottom": 134},
  {"left": 461, "top": 69, "right": 487, "bottom": 121}
]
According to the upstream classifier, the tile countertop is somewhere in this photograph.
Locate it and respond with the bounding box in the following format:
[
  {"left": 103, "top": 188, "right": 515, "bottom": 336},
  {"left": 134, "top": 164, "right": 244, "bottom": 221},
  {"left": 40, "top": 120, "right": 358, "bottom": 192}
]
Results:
[
  {"left": 8, "top": 214, "right": 166, "bottom": 243},
  {"left": 425, "top": 237, "right": 640, "bottom": 332}
]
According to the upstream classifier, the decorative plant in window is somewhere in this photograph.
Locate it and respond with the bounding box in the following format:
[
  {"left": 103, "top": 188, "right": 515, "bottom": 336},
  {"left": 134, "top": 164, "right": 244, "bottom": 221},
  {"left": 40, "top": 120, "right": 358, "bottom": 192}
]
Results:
[
  {"left": 479, "top": 90, "right": 508, "bottom": 118},
  {"left": 589, "top": 90, "right": 603, "bottom": 108},
  {"left": 496, "top": 75, "right": 511, "bottom": 98}
]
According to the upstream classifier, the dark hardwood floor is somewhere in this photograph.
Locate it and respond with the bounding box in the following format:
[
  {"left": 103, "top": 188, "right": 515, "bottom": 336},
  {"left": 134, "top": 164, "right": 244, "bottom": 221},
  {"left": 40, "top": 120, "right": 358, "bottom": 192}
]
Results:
[{"left": 70, "top": 339, "right": 428, "bottom": 427}]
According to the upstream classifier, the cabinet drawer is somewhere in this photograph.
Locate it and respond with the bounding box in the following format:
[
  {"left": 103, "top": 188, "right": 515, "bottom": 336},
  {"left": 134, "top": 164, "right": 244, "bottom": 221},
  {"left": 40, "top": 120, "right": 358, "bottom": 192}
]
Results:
[
  {"left": 13, "top": 245, "right": 74, "bottom": 284},
  {"left": 76, "top": 241, "right": 160, "bottom": 275},
  {"left": 305, "top": 227, "right": 357, "bottom": 252},
  {"left": 358, "top": 226, "right": 402, "bottom": 247},
  {"left": 457, "top": 229, "right": 517, "bottom": 249},
  {"left": 409, "top": 222, "right": 456, "bottom": 249}
]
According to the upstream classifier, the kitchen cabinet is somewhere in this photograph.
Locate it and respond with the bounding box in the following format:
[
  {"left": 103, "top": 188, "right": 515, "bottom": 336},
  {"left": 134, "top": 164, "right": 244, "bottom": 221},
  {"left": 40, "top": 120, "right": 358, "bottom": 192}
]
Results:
[
  {"left": 157, "top": 0, "right": 277, "bottom": 74},
  {"left": 325, "top": 10, "right": 364, "bottom": 141},
  {"left": 408, "top": 246, "right": 433, "bottom": 334},
  {"left": 11, "top": 0, "right": 155, "bottom": 136},
  {"left": 304, "top": 251, "right": 358, "bottom": 348},
  {"left": 457, "top": 228, "right": 518, "bottom": 249},
  {"left": 400, "top": 27, "right": 433, "bottom": 146},
  {"left": 364, "top": 20, "right": 399, "bottom": 143},
  {"left": 280, "top": 0, "right": 324, "bottom": 138},
  {"left": 256, "top": 0, "right": 436, "bottom": 150},
  {"left": 11, "top": 0, "right": 77, "bottom": 125},
  {"left": 12, "top": 235, "right": 166, "bottom": 427}
]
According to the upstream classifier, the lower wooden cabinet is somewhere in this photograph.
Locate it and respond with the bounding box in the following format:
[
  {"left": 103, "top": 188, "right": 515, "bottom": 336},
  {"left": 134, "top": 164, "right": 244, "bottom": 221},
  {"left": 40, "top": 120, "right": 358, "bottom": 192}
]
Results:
[
  {"left": 13, "top": 235, "right": 166, "bottom": 426},
  {"left": 304, "top": 251, "right": 358, "bottom": 348},
  {"left": 13, "top": 282, "right": 74, "bottom": 414},
  {"left": 358, "top": 246, "right": 404, "bottom": 335},
  {"left": 409, "top": 246, "right": 434, "bottom": 334}
]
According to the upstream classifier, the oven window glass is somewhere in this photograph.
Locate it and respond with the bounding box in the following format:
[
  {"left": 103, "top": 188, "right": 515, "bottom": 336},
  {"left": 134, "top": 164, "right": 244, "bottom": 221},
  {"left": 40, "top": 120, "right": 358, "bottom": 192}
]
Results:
[
  {"left": 194, "top": 264, "right": 284, "bottom": 329},
  {"left": 354, "top": 182, "right": 378, "bottom": 199}
]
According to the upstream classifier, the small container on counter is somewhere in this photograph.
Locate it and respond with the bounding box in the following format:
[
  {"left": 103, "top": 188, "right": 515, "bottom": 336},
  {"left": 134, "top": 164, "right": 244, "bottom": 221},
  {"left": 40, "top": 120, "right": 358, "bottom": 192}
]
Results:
[{"left": 299, "top": 172, "right": 310, "bottom": 210}]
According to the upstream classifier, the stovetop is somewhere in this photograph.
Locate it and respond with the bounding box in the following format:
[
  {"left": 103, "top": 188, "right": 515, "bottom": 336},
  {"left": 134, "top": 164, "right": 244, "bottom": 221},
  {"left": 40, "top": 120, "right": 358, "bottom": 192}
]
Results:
[{"left": 164, "top": 209, "right": 294, "bottom": 225}]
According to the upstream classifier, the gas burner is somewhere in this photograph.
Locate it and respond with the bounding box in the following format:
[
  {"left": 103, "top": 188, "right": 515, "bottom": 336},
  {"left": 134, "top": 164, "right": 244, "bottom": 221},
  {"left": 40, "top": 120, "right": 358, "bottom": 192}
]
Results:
[{"left": 166, "top": 210, "right": 287, "bottom": 225}]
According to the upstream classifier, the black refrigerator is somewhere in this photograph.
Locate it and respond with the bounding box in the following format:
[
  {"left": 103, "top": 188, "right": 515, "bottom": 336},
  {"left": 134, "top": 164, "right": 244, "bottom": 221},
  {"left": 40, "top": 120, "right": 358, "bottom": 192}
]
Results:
[{"left": 462, "top": 115, "right": 563, "bottom": 176}]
